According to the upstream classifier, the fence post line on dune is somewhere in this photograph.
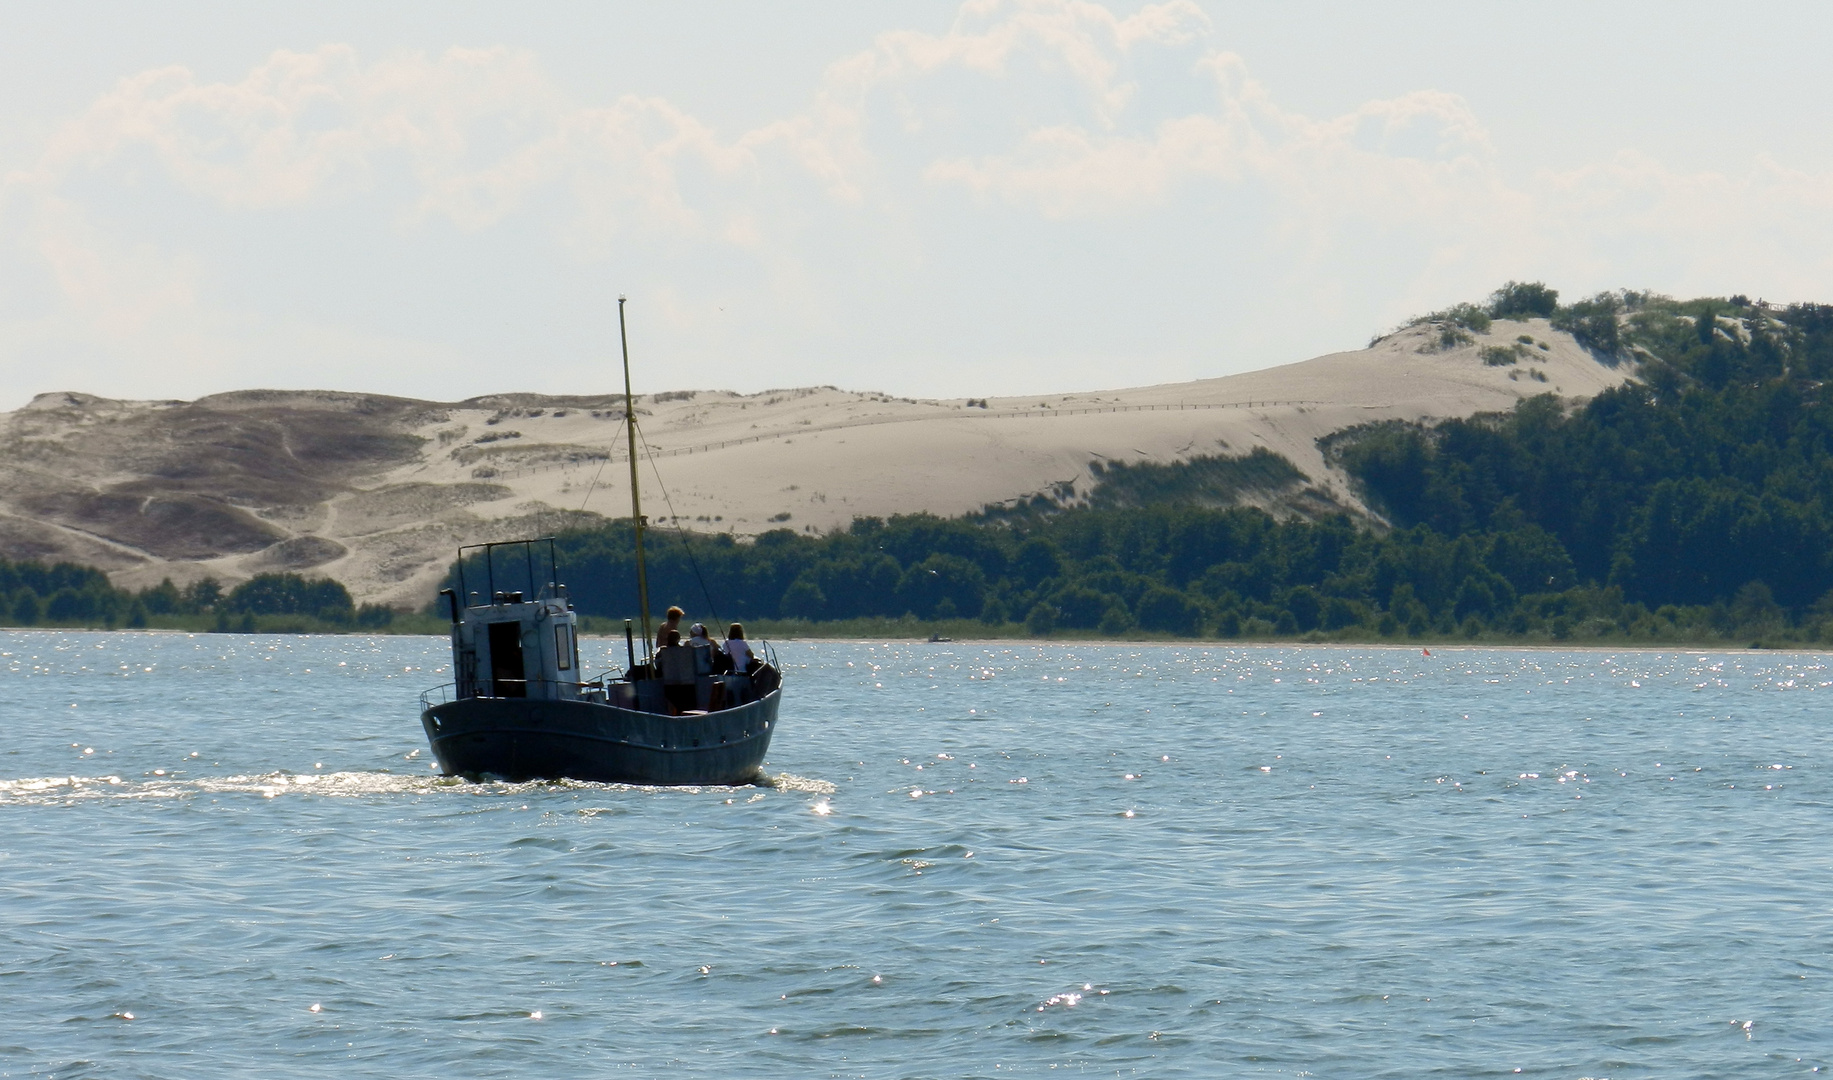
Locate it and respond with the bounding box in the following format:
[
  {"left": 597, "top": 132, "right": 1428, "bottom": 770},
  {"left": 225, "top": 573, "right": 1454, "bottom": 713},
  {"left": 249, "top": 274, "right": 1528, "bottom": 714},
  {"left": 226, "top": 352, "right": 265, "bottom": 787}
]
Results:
[{"left": 474, "top": 397, "right": 1326, "bottom": 480}]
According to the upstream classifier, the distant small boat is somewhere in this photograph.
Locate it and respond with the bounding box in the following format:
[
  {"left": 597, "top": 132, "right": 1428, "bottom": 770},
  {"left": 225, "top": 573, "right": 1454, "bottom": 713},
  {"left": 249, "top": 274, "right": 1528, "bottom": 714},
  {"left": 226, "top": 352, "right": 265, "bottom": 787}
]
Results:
[{"left": 417, "top": 299, "right": 783, "bottom": 784}]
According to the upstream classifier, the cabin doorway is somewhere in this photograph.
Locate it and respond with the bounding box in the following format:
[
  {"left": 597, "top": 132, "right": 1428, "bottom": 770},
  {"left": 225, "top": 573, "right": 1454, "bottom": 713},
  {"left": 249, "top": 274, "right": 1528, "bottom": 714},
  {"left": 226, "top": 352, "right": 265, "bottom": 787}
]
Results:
[{"left": 488, "top": 621, "right": 526, "bottom": 698}]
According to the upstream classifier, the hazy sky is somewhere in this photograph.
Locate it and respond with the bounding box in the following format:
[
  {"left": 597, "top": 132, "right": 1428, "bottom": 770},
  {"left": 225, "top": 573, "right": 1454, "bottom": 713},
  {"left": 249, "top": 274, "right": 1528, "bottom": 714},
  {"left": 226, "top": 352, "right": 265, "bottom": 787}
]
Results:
[{"left": 3, "top": 1, "right": 1831, "bottom": 408}]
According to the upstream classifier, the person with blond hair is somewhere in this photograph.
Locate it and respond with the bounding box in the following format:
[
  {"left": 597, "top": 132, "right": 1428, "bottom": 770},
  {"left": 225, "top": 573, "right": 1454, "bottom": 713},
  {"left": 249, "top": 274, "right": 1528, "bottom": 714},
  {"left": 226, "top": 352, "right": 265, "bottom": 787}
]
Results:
[{"left": 655, "top": 605, "right": 685, "bottom": 652}]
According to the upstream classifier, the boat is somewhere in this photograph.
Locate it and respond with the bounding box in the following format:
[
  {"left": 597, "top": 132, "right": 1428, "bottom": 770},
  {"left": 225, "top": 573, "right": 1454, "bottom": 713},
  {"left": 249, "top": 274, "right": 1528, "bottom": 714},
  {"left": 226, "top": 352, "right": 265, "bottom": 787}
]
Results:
[{"left": 416, "top": 298, "right": 783, "bottom": 784}]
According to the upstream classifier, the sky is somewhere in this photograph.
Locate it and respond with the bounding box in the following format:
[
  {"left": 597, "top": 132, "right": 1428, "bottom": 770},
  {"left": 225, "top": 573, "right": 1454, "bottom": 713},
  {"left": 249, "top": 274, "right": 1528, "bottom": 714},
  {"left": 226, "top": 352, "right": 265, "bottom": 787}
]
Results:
[{"left": 2, "top": 0, "right": 1832, "bottom": 409}]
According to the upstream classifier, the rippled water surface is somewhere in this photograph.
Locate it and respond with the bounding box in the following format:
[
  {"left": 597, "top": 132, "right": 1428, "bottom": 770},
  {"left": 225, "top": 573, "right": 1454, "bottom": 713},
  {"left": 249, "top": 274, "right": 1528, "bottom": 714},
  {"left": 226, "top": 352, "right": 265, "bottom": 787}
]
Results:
[{"left": 4, "top": 632, "right": 1833, "bottom": 1078}]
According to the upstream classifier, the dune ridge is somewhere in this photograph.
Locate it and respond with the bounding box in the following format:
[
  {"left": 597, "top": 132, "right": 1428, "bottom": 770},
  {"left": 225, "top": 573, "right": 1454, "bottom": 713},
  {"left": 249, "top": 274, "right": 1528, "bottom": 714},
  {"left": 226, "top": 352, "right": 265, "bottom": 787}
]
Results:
[{"left": 0, "top": 317, "right": 1629, "bottom": 606}]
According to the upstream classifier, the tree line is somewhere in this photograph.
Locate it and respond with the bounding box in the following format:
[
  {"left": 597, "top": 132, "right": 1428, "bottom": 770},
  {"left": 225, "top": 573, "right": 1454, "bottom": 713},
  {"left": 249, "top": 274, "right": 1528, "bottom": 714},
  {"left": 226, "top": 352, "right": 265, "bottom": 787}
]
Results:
[
  {"left": 533, "top": 502, "right": 1817, "bottom": 644},
  {"left": 0, "top": 564, "right": 392, "bottom": 631}
]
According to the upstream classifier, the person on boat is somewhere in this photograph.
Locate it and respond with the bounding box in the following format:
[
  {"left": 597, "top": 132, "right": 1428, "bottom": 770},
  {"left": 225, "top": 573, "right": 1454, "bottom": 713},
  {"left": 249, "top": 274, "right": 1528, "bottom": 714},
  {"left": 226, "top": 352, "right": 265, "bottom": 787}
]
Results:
[
  {"left": 687, "top": 622, "right": 732, "bottom": 706},
  {"left": 656, "top": 606, "right": 685, "bottom": 652},
  {"left": 699, "top": 623, "right": 735, "bottom": 675},
  {"left": 724, "top": 623, "right": 754, "bottom": 674},
  {"left": 656, "top": 627, "right": 699, "bottom": 713},
  {"left": 687, "top": 623, "right": 721, "bottom": 676}
]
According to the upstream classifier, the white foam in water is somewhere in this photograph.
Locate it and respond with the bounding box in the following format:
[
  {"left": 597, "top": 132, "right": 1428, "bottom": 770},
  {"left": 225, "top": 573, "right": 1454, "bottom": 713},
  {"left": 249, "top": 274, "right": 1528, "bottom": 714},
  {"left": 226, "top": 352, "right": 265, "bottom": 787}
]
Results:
[
  {"left": 0, "top": 770, "right": 850, "bottom": 803},
  {"left": 0, "top": 774, "right": 136, "bottom": 803},
  {"left": 0, "top": 770, "right": 458, "bottom": 804},
  {"left": 761, "top": 772, "right": 837, "bottom": 795},
  {"left": 0, "top": 769, "right": 777, "bottom": 804}
]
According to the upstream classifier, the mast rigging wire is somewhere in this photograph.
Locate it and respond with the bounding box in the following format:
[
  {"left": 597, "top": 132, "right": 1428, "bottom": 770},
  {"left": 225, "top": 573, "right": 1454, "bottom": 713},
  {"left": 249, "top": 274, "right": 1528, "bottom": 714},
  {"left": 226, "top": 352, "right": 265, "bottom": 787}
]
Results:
[
  {"left": 575, "top": 415, "right": 627, "bottom": 514},
  {"left": 636, "top": 422, "right": 723, "bottom": 631}
]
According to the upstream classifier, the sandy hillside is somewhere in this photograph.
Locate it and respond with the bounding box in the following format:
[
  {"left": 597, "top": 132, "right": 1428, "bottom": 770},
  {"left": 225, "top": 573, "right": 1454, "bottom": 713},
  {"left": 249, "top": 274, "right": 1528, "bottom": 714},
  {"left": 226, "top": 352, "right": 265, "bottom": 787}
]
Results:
[{"left": 0, "top": 317, "right": 1630, "bottom": 607}]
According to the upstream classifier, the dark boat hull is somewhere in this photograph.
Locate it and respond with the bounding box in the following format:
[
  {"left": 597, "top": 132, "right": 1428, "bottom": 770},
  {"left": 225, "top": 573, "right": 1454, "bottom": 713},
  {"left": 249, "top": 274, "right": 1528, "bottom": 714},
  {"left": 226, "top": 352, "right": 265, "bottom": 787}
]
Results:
[{"left": 421, "top": 689, "right": 780, "bottom": 785}]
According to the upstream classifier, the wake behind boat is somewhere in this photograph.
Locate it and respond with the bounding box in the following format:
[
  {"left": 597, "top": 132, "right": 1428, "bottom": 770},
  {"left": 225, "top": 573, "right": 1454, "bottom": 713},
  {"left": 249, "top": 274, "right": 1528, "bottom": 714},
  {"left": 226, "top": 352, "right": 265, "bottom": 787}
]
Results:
[{"left": 417, "top": 298, "right": 785, "bottom": 784}]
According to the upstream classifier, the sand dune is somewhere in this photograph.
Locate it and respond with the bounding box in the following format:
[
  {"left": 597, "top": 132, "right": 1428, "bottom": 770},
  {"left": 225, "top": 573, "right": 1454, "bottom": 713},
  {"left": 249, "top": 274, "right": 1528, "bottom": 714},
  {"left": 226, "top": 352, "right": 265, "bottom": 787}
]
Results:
[{"left": 0, "top": 317, "right": 1630, "bottom": 606}]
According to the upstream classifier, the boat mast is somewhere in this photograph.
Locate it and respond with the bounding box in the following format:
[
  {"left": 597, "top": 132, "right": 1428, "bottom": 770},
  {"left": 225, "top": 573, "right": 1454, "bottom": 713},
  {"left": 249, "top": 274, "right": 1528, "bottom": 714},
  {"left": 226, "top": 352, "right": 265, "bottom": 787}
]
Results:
[{"left": 619, "top": 296, "right": 654, "bottom": 662}]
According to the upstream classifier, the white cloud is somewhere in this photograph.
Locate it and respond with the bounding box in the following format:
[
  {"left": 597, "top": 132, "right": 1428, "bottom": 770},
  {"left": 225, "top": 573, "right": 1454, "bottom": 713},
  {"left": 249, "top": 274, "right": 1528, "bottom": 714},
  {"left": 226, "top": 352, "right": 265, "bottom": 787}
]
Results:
[
  {"left": 14, "top": 45, "right": 751, "bottom": 231},
  {"left": 4, "top": 0, "right": 1833, "bottom": 407},
  {"left": 921, "top": 50, "right": 1509, "bottom": 227}
]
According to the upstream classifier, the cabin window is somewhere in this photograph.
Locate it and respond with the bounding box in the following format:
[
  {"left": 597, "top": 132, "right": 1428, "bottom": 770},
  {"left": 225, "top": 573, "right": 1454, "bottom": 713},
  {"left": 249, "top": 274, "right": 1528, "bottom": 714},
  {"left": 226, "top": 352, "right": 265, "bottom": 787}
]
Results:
[{"left": 555, "top": 624, "right": 573, "bottom": 670}]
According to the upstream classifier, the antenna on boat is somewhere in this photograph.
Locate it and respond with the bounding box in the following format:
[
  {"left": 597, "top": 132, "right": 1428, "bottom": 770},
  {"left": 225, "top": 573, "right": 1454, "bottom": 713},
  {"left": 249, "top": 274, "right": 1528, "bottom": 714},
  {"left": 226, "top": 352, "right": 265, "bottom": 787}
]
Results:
[{"left": 620, "top": 295, "right": 654, "bottom": 663}]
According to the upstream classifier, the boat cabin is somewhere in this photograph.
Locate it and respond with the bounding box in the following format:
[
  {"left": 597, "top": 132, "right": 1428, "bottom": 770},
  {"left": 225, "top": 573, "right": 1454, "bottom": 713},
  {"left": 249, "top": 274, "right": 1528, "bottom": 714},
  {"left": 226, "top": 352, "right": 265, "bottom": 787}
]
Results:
[{"left": 441, "top": 539, "right": 582, "bottom": 702}]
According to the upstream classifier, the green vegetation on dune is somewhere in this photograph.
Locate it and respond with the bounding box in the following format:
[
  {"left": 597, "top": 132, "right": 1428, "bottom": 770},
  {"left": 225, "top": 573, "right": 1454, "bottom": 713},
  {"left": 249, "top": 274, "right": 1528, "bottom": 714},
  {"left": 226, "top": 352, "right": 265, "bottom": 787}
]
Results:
[{"left": 1080, "top": 447, "right": 1309, "bottom": 510}]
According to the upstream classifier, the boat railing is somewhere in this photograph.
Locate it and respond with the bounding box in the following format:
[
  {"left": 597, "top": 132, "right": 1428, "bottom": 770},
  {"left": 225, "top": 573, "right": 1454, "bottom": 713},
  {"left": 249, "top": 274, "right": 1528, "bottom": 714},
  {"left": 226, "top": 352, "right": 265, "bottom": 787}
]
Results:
[
  {"left": 420, "top": 678, "right": 612, "bottom": 710},
  {"left": 421, "top": 665, "right": 779, "bottom": 714}
]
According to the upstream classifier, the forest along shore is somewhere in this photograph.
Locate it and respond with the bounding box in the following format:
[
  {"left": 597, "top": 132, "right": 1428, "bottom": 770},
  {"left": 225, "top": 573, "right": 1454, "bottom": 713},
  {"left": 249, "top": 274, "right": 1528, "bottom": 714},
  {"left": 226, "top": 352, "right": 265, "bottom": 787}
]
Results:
[{"left": 4, "top": 286, "right": 1829, "bottom": 649}]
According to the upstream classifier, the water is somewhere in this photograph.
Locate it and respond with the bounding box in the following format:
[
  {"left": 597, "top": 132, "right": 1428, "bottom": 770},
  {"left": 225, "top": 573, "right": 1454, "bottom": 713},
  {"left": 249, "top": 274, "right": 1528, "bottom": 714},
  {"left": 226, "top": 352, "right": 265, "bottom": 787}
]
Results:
[{"left": 3, "top": 634, "right": 1831, "bottom": 1078}]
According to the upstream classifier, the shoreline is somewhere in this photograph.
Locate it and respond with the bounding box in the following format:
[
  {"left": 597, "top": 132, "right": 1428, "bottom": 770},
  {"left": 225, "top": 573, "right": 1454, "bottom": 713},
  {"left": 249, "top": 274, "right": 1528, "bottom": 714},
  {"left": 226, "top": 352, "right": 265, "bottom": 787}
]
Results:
[{"left": 1, "top": 624, "right": 1824, "bottom": 655}]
